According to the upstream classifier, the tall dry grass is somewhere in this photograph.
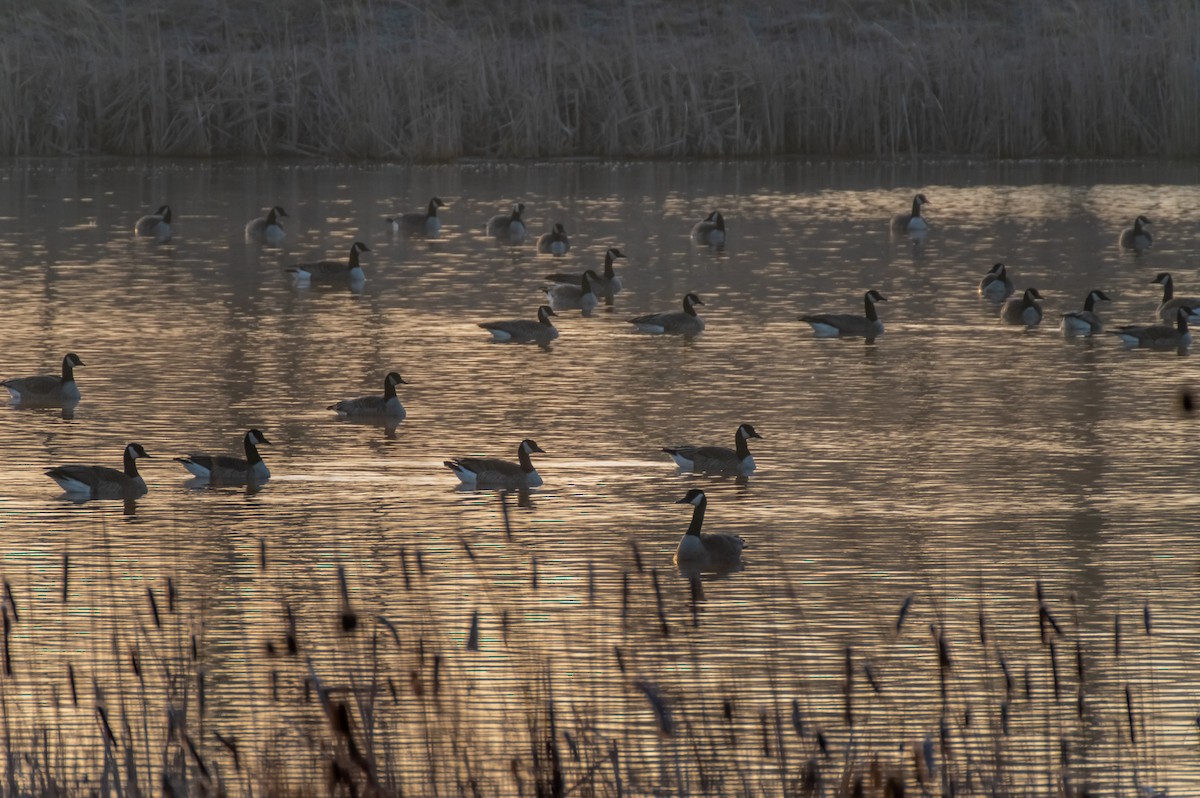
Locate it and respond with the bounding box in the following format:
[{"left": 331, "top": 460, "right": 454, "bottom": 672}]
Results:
[{"left": 0, "top": 0, "right": 1195, "bottom": 159}]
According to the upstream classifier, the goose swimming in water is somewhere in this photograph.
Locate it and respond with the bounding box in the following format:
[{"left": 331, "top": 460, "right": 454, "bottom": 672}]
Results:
[
  {"left": 1000, "top": 288, "right": 1044, "bottom": 328},
  {"left": 328, "top": 372, "right": 407, "bottom": 420},
  {"left": 444, "top": 439, "right": 545, "bottom": 489},
  {"left": 1151, "top": 272, "right": 1200, "bottom": 323},
  {"left": 1119, "top": 215, "right": 1152, "bottom": 252},
  {"left": 287, "top": 242, "right": 371, "bottom": 285},
  {"left": 891, "top": 194, "right": 929, "bottom": 233},
  {"left": 3, "top": 353, "right": 84, "bottom": 406},
  {"left": 479, "top": 305, "right": 559, "bottom": 344},
  {"left": 1109, "top": 307, "right": 1193, "bottom": 349},
  {"left": 691, "top": 211, "right": 726, "bottom": 246},
  {"left": 133, "top": 204, "right": 172, "bottom": 242},
  {"left": 1060, "top": 290, "right": 1111, "bottom": 337},
  {"left": 662, "top": 423, "right": 762, "bottom": 476},
  {"left": 545, "top": 248, "right": 626, "bottom": 296},
  {"left": 245, "top": 206, "right": 288, "bottom": 245},
  {"left": 175, "top": 429, "right": 271, "bottom": 485},
  {"left": 978, "top": 263, "right": 1015, "bottom": 302},
  {"left": 544, "top": 270, "right": 599, "bottom": 314},
  {"left": 628, "top": 293, "right": 705, "bottom": 335},
  {"left": 486, "top": 203, "right": 527, "bottom": 244},
  {"left": 800, "top": 290, "right": 887, "bottom": 339},
  {"left": 389, "top": 197, "right": 445, "bottom": 238},
  {"left": 536, "top": 223, "right": 571, "bottom": 255},
  {"left": 46, "top": 443, "right": 151, "bottom": 500},
  {"left": 674, "top": 489, "right": 745, "bottom": 572}
]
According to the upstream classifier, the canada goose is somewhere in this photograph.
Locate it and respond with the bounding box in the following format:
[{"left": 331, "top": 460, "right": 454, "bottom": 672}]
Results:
[
  {"left": 479, "top": 305, "right": 559, "bottom": 344},
  {"left": 536, "top": 223, "right": 571, "bottom": 255},
  {"left": 46, "top": 443, "right": 151, "bottom": 500},
  {"left": 662, "top": 423, "right": 762, "bottom": 476},
  {"left": 691, "top": 211, "right": 726, "bottom": 246},
  {"left": 1151, "top": 273, "right": 1200, "bottom": 323},
  {"left": 544, "top": 270, "right": 599, "bottom": 314},
  {"left": 245, "top": 206, "right": 288, "bottom": 244},
  {"left": 1061, "top": 290, "right": 1112, "bottom": 336},
  {"left": 800, "top": 289, "right": 887, "bottom": 339},
  {"left": 175, "top": 429, "right": 271, "bottom": 485},
  {"left": 388, "top": 196, "right": 445, "bottom": 237},
  {"left": 329, "top": 372, "right": 407, "bottom": 419},
  {"left": 486, "top": 203, "right": 527, "bottom": 244},
  {"left": 1000, "top": 288, "right": 1044, "bottom": 327},
  {"left": 545, "top": 248, "right": 626, "bottom": 295},
  {"left": 674, "top": 489, "right": 744, "bottom": 572},
  {"left": 627, "top": 293, "right": 706, "bottom": 335},
  {"left": 287, "top": 241, "right": 370, "bottom": 284},
  {"left": 1119, "top": 215, "right": 1153, "bottom": 252},
  {"left": 978, "top": 263, "right": 1015, "bottom": 302},
  {"left": 3, "top": 353, "right": 84, "bottom": 405},
  {"left": 444, "top": 438, "right": 545, "bottom": 489},
  {"left": 891, "top": 194, "right": 930, "bottom": 232},
  {"left": 133, "top": 204, "right": 172, "bottom": 242},
  {"left": 1109, "top": 307, "right": 1193, "bottom": 349}
]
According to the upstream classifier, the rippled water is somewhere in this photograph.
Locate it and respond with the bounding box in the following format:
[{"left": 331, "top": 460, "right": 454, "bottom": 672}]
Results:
[{"left": 2, "top": 158, "right": 1200, "bottom": 794}]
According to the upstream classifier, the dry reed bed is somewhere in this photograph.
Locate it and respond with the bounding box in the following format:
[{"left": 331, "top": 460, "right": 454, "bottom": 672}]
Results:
[
  {"left": 0, "top": 495, "right": 1188, "bottom": 797},
  {"left": 0, "top": 0, "right": 1196, "bottom": 159}
]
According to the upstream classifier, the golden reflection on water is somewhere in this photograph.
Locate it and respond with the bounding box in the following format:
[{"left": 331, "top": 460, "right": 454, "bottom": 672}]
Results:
[{"left": 1, "top": 160, "right": 1200, "bottom": 793}]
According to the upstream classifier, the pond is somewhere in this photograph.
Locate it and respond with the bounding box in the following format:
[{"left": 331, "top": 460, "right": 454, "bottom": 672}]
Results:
[{"left": 0, "top": 158, "right": 1198, "bottom": 795}]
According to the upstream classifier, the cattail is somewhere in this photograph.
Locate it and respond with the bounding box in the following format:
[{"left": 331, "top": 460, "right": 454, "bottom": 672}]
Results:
[
  {"left": 184, "top": 734, "right": 211, "bottom": 781},
  {"left": 67, "top": 663, "right": 78, "bottom": 707},
  {"left": 864, "top": 663, "right": 882, "bottom": 694},
  {"left": 499, "top": 490, "right": 513, "bottom": 541},
  {"left": 61, "top": 554, "right": 69, "bottom": 603},
  {"left": 465, "top": 610, "right": 479, "bottom": 651},
  {"left": 415, "top": 549, "right": 426, "bottom": 577},
  {"left": 285, "top": 604, "right": 298, "bottom": 655},
  {"left": 621, "top": 572, "right": 630, "bottom": 626},
  {"left": 432, "top": 652, "right": 442, "bottom": 698},
  {"left": 147, "top": 588, "right": 160, "bottom": 629},
  {"left": 651, "top": 569, "right": 668, "bottom": 638},
  {"left": 130, "top": 648, "right": 142, "bottom": 681},
  {"left": 1143, "top": 602, "right": 1152, "bottom": 635},
  {"left": 587, "top": 562, "right": 595, "bottom": 603},
  {"left": 1049, "top": 640, "right": 1061, "bottom": 702},
  {"left": 1000, "top": 701, "right": 1009, "bottom": 735},
  {"left": 1180, "top": 388, "right": 1195, "bottom": 413},
  {"left": 4, "top": 581, "right": 18, "bottom": 623},
  {"left": 198, "top": 670, "right": 206, "bottom": 718},
  {"left": 791, "top": 698, "right": 806, "bottom": 738},
  {"left": 634, "top": 680, "right": 672, "bottom": 737},
  {"left": 759, "top": 707, "right": 771, "bottom": 757},
  {"left": 1114, "top": 614, "right": 1121, "bottom": 660},
  {"left": 96, "top": 705, "right": 116, "bottom": 745},
  {"left": 723, "top": 698, "right": 737, "bottom": 747},
  {"left": 1125, "top": 684, "right": 1137, "bottom": 745},
  {"left": 259, "top": 537, "right": 267, "bottom": 571},
  {"left": 689, "top": 575, "right": 703, "bottom": 628},
  {"left": 166, "top": 577, "right": 176, "bottom": 613},
  {"left": 895, "top": 595, "right": 914, "bottom": 634},
  {"left": 998, "top": 652, "right": 1013, "bottom": 701},
  {"left": 816, "top": 731, "right": 830, "bottom": 759},
  {"left": 215, "top": 731, "right": 241, "bottom": 772},
  {"left": 500, "top": 609, "right": 509, "bottom": 642},
  {"left": 2, "top": 606, "right": 11, "bottom": 676},
  {"left": 977, "top": 609, "right": 987, "bottom": 649},
  {"left": 270, "top": 670, "right": 279, "bottom": 702},
  {"left": 377, "top": 615, "right": 400, "bottom": 649},
  {"left": 338, "top": 565, "right": 357, "bottom": 633},
  {"left": 400, "top": 547, "right": 412, "bottom": 591},
  {"left": 531, "top": 557, "right": 538, "bottom": 591},
  {"left": 613, "top": 646, "right": 626, "bottom": 676},
  {"left": 843, "top": 646, "right": 854, "bottom": 728},
  {"left": 630, "top": 540, "right": 643, "bottom": 573},
  {"left": 460, "top": 537, "right": 476, "bottom": 562}
]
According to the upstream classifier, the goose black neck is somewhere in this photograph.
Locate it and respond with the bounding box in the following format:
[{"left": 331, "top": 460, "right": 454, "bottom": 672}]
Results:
[
  {"left": 349, "top": 247, "right": 361, "bottom": 267},
  {"left": 603, "top": 253, "right": 616, "bottom": 279},
  {"left": 1083, "top": 294, "right": 1097, "bottom": 312},
  {"left": 864, "top": 293, "right": 878, "bottom": 321},
  {"left": 267, "top": 208, "right": 278, "bottom": 224},
  {"left": 244, "top": 437, "right": 263, "bottom": 465},
  {"left": 686, "top": 496, "right": 707, "bottom": 537},
  {"left": 383, "top": 379, "right": 398, "bottom": 400},
  {"left": 1161, "top": 277, "right": 1174, "bottom": 302},
  {"left": 539, "top": 310, "right": 555, "bottom": 327},
  {"left": 684, "top": 297, "right": 697, "bottom": 316},
  {"left": 162, "top": 208, "right": 172, "bottom": 223},
  {"left": 428, "top": 199, "right": 440, "bottom": 218},
  {"left": 123, "top": 449, "right": 141, "bottom": 478},
  {"left": 715, "top": 215, "right": 725, "bottom": 231},
  {"left": 518, "top": 446, "right": 535, "bottom": 473},
  {"left": 1023, "top": 292, "right": 1038, "bottom": 309},
  {"left": 911, "top": 197, "right": 923, "bottom": 218},
  {"left": 1179, "top": 314, "right": 1190, "bottom": 333},
  {"left": 735, "top": 431, "right": 753, "bottom": 459},
  {"left": 61, "top": 358, "right": 76, "bottom": 383}
]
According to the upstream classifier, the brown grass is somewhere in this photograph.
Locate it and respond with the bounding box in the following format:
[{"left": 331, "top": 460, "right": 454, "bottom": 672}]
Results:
[{"left": 0, "top": 0, "right": 1196, "bottom": 159}]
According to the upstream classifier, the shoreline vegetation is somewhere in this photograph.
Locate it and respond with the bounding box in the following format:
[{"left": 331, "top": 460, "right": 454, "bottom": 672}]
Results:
[{"left": 1, "top": 0, "right": 1196, "bottom": 161}]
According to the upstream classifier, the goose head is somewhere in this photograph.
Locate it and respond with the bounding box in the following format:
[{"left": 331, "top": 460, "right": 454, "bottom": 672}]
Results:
[
  {"left": 683, "top": 293, "right": 705, "bottom": 312},
  {"left": 126, "top": 442, "right": 151, "bottom": 460},
  {"left": 519, "top": 439, "right": 545, "bottom": 456},
  {"left": 245, "top": 429, "right": 271, "bottom": 446},
  {"left": 64, "top": 353, "right": 85, "bottom": 369},
  {"left": 1152, "top": 272, "right": 1172, "bottom": 287},
  {"left": 865, "top": 289, "right": 888, "bottom": 304},
  {"left": 536, "top": 305, "right": 558, "bottom": 325},
  {"left": 1134, "top": 215, "right": 1151, "bottom": 228},
  {"left": 1022, "top": 288, "right": 1043, "bottom": 304},
  {"left": 351, "top": 241, "right": 371, "bottom": 255},
  {"left": 675, "top": 488, "right": 706, "bottom": 507},
  {"left": 385, "top": 371, "right": 408, "bottom": 387},
  {"left": 736, "top": 423, "right": 762, "bottom": 441}
]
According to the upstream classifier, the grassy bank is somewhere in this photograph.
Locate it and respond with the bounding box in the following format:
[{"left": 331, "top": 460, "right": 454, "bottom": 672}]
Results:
[{"left": 1, "top": 0, "right": 1196, "bottom": 160}]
